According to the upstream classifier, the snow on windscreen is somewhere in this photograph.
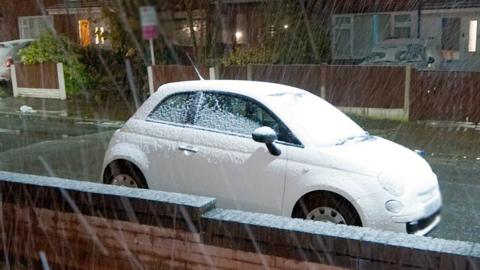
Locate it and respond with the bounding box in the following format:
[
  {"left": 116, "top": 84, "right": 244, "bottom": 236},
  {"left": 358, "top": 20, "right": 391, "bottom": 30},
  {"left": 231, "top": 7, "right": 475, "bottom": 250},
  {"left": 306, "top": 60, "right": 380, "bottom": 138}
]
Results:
[{"left": 268, "top": 92, "right": 365, "bottom": 146}]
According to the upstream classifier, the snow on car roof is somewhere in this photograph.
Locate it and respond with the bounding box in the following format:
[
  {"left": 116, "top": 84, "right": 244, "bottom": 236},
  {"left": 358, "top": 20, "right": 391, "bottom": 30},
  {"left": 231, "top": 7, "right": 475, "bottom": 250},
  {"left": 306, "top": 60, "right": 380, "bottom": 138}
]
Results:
[{"left": 159, "top": 80, "right": 307, "bottom": 100}]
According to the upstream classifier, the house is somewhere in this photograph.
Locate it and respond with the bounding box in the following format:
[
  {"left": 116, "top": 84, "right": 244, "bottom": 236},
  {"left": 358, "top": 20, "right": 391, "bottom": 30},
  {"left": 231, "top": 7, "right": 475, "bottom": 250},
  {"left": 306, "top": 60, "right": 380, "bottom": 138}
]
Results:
[
  {"left": 46, "top": 0, "right": 109, "bottom": 46},
  {"left": 329, "top": 0, "right": 480, "bottom": 69},
  {"left": 0, "top": 0, "right": 267, "bottom": 54},
  {"left": 0, "top": 0, "right": 108, "bottom": 47},
  {"left": 0, "top": 0, "right": 58, "bottom": 41}
]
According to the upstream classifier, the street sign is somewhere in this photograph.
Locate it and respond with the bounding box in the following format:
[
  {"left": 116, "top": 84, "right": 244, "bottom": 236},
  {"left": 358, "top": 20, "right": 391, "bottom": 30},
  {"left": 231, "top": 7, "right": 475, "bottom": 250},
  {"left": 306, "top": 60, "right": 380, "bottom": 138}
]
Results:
[
  {"left": 140, "top": 6, "right": 158, "bottom": 40},
  {"left": 140, "top": 6, "right": 158, "bottom": 65}
]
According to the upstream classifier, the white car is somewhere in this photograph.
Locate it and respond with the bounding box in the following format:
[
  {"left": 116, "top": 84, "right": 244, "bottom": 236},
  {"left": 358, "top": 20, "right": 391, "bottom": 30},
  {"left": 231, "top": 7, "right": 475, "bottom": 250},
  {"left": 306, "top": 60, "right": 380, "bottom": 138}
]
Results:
[
  {"left": 102, "top": 80, "right": 442, "bottom": 235},
  {"left": 360, "top": 38, "right": 441, "bottom": 70}
]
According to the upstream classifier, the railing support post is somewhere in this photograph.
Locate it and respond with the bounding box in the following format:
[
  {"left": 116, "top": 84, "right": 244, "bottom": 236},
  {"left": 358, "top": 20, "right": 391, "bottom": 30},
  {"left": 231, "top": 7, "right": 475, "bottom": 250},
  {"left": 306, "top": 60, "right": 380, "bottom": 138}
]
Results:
[{"left": 404, "top": 65, "right": 412, "bottom": 121}]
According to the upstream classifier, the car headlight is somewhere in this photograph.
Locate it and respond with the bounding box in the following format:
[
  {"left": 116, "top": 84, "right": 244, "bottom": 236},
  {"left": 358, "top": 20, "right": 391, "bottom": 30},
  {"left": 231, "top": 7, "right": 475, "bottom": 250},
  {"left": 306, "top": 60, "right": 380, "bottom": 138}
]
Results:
[
  {"left": 385, "top": 200, "right": 403, "bottom": 214},
  {"left": 378, "top": 172, "right": 405, "bottom": 197}
]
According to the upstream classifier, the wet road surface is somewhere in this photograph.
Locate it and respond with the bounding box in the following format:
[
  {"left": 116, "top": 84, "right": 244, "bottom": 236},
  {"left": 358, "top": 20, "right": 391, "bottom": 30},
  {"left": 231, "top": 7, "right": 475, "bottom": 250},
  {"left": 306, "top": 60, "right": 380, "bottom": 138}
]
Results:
[{"left": 0, "top": 112, "right": 479, "bottom": 243}]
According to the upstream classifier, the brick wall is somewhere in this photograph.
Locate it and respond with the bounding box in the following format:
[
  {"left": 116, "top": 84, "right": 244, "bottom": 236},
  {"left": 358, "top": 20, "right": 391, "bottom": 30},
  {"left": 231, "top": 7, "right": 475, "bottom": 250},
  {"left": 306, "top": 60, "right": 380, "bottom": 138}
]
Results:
[{"left": 0, "top": 171, "right": 479, "bottom": 270}]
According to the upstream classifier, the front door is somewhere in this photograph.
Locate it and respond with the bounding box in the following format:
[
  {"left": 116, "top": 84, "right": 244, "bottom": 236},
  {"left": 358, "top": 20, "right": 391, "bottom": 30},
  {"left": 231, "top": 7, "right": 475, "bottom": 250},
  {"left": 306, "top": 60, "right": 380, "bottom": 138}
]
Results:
[{"left": 175, "top": 91, "right": 297, "bottom": 215}]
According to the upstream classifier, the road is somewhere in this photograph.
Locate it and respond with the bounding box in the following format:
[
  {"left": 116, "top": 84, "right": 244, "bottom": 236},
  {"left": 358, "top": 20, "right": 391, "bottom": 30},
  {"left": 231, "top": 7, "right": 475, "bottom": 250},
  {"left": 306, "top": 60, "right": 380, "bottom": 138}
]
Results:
[{"left": 0, "top": 113, "right": 479, "bottom": 242}]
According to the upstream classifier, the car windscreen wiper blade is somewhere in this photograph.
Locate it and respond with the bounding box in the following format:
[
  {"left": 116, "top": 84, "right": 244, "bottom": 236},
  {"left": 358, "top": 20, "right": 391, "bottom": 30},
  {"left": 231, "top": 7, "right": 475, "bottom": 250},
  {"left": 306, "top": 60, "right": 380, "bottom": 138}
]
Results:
[{"left": 336, "top": 132, "right": 372, "bottom": 145}]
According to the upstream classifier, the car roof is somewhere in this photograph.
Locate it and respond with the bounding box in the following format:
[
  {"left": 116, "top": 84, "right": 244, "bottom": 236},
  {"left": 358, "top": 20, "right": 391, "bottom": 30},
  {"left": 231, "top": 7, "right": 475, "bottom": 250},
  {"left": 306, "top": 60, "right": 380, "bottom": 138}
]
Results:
[{"left": 158, "top": 80, "right": 307, "bottom": 100}]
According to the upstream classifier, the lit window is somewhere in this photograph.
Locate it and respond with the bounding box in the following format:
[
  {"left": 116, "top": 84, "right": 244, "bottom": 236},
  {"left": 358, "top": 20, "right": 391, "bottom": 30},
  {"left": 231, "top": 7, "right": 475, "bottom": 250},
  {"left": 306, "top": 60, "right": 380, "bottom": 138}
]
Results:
[
  {"left": 469, "top": 20, "right": 477, "bottom": 52},
  {"left": 95, "top": 26, "right": 105, "bottom": 45}
]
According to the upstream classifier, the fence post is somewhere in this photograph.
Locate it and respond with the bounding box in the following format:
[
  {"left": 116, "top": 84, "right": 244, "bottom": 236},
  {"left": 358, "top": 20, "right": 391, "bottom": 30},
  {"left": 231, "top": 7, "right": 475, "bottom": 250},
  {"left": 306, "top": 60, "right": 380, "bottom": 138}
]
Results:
[
  {"left": 148, "top": 66, "right": 154, "bottom": 95},
  {"left": 247, "top": 64, "right": 253, "bottom": 81},
  {"left": 11, "top": 64, "right": 18, "bottom": 97},
  {"left": 57, "top": 63, "right": 66, "bottom": 100},
  {"left": 209, "top": 67, "right": 216, "bottom": 80},
  {"left": 404, "top": 65, "right": 412, "bottom": 121},
  {"left": 320, "top": 64, "right": 327, "bottom": 99}
]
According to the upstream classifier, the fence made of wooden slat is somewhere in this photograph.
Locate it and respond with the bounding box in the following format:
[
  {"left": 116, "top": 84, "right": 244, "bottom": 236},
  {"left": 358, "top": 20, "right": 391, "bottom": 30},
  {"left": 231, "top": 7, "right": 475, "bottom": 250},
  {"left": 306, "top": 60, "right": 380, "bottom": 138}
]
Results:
[
  {"left": 324, "top": 65, "right": 405, "bottom": 109},
  {"left": 12, "top": 62, "right": 66, "bottom": 100},
  {"left": 219, "top": 66, "right": 248, "bottom": 80},
  {"left": 410, "top": 70, "right": 480, "bottom": 123},
  {"left": 150, "top": 65, "right": 208, "bottom": 91},
  {"left": 15, "top": 62, "right": 59, "bottom": 89}
]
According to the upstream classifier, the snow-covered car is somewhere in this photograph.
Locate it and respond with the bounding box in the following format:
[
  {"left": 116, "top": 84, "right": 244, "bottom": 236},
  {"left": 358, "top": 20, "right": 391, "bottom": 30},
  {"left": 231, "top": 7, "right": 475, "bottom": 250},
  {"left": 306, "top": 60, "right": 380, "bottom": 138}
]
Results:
[
  {"left": 360, "top": 38, "right": 442, "bottom": 70},
  {"left": 0, "top": 39, "right": 33, "bottom": 81},
  {"left": 102, "top": 80, "right": 442, "bottom": 235}
]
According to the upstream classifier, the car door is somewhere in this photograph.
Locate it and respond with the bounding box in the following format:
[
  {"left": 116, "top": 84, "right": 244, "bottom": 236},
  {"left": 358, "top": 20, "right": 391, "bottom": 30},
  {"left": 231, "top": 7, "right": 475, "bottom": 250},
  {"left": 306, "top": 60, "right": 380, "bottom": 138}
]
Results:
[
  {"left": 175, "top": 91, "right": 299, "bottom": 216},
  {"left": 138, "top": 91, "right": 198, "bottom": 192}
]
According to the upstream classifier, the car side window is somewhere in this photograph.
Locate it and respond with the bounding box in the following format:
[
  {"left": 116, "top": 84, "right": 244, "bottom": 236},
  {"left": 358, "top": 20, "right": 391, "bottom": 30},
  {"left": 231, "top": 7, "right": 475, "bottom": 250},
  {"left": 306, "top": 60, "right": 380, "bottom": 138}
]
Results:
[
  {"left": 194, "top": 92, "right": 300, "bottom": 145},
  {"left": 147, "top": 92, "right": 195, "bottom": 124}
]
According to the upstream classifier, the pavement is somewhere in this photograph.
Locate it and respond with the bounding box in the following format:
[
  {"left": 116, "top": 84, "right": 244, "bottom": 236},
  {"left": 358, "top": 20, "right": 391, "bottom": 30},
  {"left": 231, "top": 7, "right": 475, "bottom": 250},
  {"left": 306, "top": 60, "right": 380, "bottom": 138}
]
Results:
[{"left": 0, "top": 96, "right": 480, "bottom": 243}]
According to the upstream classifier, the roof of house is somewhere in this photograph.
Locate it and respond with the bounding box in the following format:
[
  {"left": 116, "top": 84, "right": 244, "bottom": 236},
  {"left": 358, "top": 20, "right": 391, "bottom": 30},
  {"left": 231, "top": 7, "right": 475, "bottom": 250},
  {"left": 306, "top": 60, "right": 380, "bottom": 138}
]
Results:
[
  {"left": 325, "top": 0, "right": 480, "bottom": 14},
  {"left": 423, "top": 0, "right": 480, "bottom": 9}
]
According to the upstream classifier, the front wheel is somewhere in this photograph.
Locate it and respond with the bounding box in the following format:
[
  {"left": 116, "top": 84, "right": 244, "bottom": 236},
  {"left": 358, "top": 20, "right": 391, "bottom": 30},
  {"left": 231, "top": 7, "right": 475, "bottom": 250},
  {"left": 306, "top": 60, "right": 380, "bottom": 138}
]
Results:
[
  {"left": 292, "top": 192, "right": 362, "bottom": 226},
  {"left": 103, "top": 160, "right": 148, "bottom": 189}
]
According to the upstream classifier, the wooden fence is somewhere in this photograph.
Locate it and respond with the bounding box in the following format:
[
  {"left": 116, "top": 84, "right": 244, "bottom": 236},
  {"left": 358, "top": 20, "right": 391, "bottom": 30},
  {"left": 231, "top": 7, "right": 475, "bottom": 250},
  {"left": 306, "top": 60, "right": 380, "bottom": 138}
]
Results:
[
  {"left": 148, "top": 65, "right": 209, "bottom": 95},
  {"left": 411, "top": 70, "right": 480, "bottom": 123},
  {"left": 11, "top": 62, "right": 66, "bottom": 100},
  {"left": 148, "top": 64, "right": 480, "bottom": 123}
]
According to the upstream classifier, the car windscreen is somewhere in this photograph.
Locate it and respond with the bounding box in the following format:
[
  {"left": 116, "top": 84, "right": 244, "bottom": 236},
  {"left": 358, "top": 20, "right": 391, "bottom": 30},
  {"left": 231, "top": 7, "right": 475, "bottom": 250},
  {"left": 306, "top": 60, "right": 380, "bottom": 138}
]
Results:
[{"left": 268, "top": 92, "right": 366, "bottom": 147}]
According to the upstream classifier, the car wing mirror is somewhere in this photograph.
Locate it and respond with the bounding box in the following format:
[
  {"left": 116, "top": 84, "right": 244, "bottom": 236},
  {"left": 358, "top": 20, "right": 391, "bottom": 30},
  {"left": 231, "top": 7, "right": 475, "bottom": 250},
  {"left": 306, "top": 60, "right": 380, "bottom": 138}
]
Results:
[{"left": 252, "top": 127, "right": 281, "bottom": 156}]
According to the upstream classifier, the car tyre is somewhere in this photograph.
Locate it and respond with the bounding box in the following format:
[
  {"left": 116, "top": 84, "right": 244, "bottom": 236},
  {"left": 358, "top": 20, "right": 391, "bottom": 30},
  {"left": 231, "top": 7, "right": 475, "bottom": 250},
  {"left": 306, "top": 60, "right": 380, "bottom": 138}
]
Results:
[
  {"left": 103, "top": 160, "right": 148, "bottom": 189},
  {"left": 292, "top": 192, "right": 362, "bottom": 226}
]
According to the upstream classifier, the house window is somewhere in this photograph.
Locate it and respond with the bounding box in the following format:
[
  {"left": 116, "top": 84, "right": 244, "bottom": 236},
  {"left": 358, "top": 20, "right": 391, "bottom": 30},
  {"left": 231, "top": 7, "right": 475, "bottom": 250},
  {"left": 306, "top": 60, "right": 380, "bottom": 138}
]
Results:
[
  {"left": 78, "top": 19, "right": 91, "bottom": 47},
  {"left": 469, "top": 20, "right": 477, "bottom": 52},
  {"left": 18, "top": 16, "right": 54, "bottom": 39},
  {"left": 393, "top": 14, "right": 411, "bottom": 38},
  {"left": 95, "top": 26, "right": 105, "bottom": 45},
  {"left": 333, "top": 15, "right": 353, "bottom": 58}
]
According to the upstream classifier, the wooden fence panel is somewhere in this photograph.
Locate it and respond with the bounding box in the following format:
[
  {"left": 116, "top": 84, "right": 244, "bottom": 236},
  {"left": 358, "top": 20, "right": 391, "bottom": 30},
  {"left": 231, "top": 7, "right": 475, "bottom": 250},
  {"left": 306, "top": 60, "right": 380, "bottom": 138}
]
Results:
[
  {"left": 150, "top": 65, "right": 208, "bottom": 91},
  {"left": 324, "top": 65, "right": 405, "bottom": 109},
  {"left": 410, "top": 70, "right": 480, "bottom": 123},
  {"left": 15, "top": 62, "right": 58, "bottom": 89},
  {"left": 250, "top": 65, "right": 324, "bottom": 97},
  {"left": 219, "top": 66, "right": 248, "bottom": 80}
]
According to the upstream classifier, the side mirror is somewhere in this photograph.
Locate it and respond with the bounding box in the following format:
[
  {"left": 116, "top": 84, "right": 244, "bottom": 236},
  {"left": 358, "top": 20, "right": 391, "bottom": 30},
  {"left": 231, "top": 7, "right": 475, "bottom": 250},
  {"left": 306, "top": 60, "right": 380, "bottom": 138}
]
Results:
[
  {"left": 427, "top": 56, "right": 435, "bottom": 64},
  {"left": 252, "top": 127, "right": 281, "bottom": 156}
]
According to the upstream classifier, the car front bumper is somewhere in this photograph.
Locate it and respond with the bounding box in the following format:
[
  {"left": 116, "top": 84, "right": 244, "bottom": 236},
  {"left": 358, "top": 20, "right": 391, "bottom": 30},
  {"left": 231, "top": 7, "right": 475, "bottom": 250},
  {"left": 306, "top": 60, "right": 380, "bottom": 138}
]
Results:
[{"left": 355, "top": 188, "right": 442, "bottom": 235}]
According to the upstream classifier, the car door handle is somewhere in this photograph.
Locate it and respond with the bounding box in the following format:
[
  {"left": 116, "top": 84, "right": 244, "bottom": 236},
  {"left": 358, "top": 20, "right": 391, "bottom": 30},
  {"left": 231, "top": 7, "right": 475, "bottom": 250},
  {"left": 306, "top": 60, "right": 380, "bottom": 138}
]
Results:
[{"left": 178, "top": 145, "right": 198, "bottom": 153}]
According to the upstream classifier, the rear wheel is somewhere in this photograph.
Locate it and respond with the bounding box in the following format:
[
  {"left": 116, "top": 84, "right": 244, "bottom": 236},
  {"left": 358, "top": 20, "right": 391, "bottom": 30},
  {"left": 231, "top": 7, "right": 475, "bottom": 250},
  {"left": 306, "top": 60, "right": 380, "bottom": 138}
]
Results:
[
  {"left": 292, "top": 192, "right": 362, "bottom": 226},
  {"left": 103, "top": 160, "right": 148, "bottom": 189}
]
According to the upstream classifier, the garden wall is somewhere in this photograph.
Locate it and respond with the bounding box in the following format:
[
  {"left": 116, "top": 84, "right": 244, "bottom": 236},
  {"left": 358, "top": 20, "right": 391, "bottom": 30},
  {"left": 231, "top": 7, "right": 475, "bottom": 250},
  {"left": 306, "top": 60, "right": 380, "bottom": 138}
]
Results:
[{"left": 0, "top": 171, "right": 479, "bottom": 270}]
